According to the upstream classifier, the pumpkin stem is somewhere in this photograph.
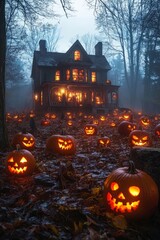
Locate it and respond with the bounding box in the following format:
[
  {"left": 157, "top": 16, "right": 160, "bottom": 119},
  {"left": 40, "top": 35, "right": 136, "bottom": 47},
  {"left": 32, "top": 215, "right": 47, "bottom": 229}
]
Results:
[{"left": 128, "top": 161, "right": 138, "bottom": 174}]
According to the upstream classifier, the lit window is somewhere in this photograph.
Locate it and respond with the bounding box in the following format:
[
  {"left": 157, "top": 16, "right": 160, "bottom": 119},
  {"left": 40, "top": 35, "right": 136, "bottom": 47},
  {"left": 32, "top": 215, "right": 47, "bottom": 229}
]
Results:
[
  {"left": 72, "top": 69, "right": 85, "bottom": 81},
  {"left": 55, "top": 70, "right": 60, "bottom": 81},
  {"left": 74, "top": 50, "right": 81, "bottom": 61},
  {"left": 66, "top": 69, "right": 70, "bottom": 80},
  {"left": 72, "top": 69, "right": 78, "bottom": 81},
  {"left": 91, "top": 72, "right": 96, "bottom": 82}
]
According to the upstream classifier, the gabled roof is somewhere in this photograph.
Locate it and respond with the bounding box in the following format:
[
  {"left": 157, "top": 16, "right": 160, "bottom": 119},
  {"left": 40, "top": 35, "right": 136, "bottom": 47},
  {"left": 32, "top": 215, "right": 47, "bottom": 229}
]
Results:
[{"left": 32, "top": 39, "right": 111, "bottom": 71}]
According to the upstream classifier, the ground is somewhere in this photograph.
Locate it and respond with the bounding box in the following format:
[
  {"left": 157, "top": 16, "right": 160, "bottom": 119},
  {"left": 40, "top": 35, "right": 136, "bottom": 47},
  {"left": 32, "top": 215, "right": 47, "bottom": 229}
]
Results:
[{"left": 0, "top": 111, "right": 160, "bottom": 240}]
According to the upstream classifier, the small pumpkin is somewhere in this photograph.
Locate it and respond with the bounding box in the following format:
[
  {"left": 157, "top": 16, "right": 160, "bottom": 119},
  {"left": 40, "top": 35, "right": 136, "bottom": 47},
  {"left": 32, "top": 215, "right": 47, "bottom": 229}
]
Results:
[
  {"left": 12, "top": 131, "right": 35, "bottom": 150},
  {"left": 97, "top": 136, "right": 111, "bottom": 148},
  {"left": 104, "top": 161, "right": 159, "bottom": 220},
  {"left": 129, "top": 130, "right": 152, "bottom": 147},
  {"left": 6, "top": 146, "right": 36, "bottom": 176},
  {"left": 84, "top": 124, "right": 97, "bottom": 136},
  {"left": 41, "top": 118, "right": 51, "bottom": 126},
  {"left": 46, "top": 134, "right": 76, "bottom": 155},
  {"left": 154, "top": 124, "right": 160, "bottom": 138},
  {"left": 118, "top": 121, "right": 136, "bottom": 137},
  {"left": 139, "top": 115, "right": 150, "bottom": 128}
]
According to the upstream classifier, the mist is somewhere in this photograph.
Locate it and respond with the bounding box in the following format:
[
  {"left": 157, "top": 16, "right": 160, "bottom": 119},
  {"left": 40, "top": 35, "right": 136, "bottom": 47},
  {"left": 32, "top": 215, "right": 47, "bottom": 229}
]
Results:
[{"left": 6, "top": 83, "right": 33, "bottom": 113}]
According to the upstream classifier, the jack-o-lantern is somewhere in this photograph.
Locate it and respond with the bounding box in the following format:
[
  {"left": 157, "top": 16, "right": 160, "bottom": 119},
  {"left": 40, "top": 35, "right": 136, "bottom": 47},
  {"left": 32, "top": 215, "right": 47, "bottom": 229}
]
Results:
[
  {"left": 104, "top": 161, "right": 159, "bottom": 220},
  {"left": 129, "top": 130, "right": 152, "bottom": 147},
  {"left": 84, "top": 124, "right": 97, "bottom": 136},
  {"left": 67, "top": 120, "right": 73, "bottom": 126},
  {"left": 97, "top": 136, "right": 111, "bottom": 148},
  {"left": 154, "top": 124, "right": 160, "bottom": 138},
  {"left": 6, "top": 147, "right": 36, "bottom": 176},
  {"left": 12, "top": 131, "right": 35, "bottom": 150},
  {"left": 41, "top": 118, "right": 51, "bottom": 126},
  {"left": 100, "top": 115, "right": 106, "bottom": 121},
  {"left": 139, "top": 115, "right": 150, "bottom": 128},
  {"left": 118, "top": 121, "right": 136, "bottom": 137},
  {"left": 46, "top": 134, "right": 76, "bottom": 155}
]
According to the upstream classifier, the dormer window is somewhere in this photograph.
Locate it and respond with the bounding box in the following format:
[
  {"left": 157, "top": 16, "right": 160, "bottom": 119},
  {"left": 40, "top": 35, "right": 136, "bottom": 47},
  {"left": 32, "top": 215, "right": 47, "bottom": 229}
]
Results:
[
  {"left": 55, "top": 70, "right": 60, "bottom": 81},
  {"left": 74, "top": 50, "right": 81, "bottom": 61}
]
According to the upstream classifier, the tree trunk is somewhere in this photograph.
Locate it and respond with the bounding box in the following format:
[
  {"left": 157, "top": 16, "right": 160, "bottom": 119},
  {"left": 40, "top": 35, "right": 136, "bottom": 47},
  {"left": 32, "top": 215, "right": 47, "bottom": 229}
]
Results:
[{"left": 0, "top": 0, "right": 10, "bottom": 150}]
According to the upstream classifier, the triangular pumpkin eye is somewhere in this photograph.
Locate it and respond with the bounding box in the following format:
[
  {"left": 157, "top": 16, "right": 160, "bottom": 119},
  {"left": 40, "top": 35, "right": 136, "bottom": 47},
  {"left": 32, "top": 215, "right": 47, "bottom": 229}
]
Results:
[
  {"left": 20, "top": 157, "right": 27, "bottom": 163},
  {"left": 23, "top": 137, "right": 28, "bottom": 141},
  {"left": 8, "top": 157, "right": 14, "bottom": 162},
  {"left": 129, "top": 186, "right": 140, "bottom": 196}
]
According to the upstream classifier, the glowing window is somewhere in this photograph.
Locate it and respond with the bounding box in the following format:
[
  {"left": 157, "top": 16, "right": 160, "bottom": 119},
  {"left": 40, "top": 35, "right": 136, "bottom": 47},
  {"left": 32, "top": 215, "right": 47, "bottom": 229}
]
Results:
[
  {"left": 66, "top": 69, "right": 70, "bottom": 80},
  {"left": 72, "top": 69, "right": 85, "bottom": 81},
  {"left": 74, "top": 50, "right": 81, "bottom": 61},
  {"left": 91, "top": 72, "right": 96, "bottom": 82},
  {"left": 55, "top": 70, "right": 60, "bottom": 81},
  {"left": 72, "top": 69, "right": 78, "bottom": 81}
]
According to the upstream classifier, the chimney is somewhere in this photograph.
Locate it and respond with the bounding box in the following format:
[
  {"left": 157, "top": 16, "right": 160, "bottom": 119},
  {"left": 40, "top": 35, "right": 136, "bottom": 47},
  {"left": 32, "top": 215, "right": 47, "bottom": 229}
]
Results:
[
  {"left": 39, "top": 40, "right": 47, "bottom": 53},
  {"left": 95, "top": 42, "right": 102, "bottom": 56}
]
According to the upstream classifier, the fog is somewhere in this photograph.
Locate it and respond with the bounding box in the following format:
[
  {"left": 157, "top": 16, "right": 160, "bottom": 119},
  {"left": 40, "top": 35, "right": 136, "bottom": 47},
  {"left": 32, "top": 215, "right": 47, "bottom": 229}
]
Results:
[{"left": 6, "top": 83, "right": 33, "bottom": 113}]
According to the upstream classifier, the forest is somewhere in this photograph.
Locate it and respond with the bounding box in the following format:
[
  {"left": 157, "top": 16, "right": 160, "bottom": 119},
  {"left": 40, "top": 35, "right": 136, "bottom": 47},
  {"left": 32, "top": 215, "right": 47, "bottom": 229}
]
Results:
[{"left": 1, "top": 0, "right": 160, "bottom": 239}]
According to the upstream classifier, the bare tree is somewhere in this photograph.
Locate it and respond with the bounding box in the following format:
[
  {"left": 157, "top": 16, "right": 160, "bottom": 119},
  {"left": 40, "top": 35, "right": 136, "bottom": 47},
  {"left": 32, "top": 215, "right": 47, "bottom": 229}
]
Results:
[
  {"left": 86, "top": 0, "right": 160, "bottom": 109},
  {"left": 0, "top": 0, "right": 73, "bottom": 149}
]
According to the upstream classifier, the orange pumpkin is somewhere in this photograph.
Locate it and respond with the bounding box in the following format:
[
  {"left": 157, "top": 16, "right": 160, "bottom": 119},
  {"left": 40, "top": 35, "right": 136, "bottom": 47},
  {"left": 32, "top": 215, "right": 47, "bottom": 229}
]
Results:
[
  {"left": 6, "top": 147, "right": 35, "bottom": 176},
  {"left": 97, "top": 136, "right": 111, "bottom": 148},
  {"left": 46, "top": 134, "right": 76, "bottom": 155},
  {"left": 12, "top": 131, "right": 35, "bottom": 150},
  {"left": 118, "top": 121, "right": 136, "bottom": 136},
  {"left": 129, "top": 130, "right": 152, "bottom": 147},
  {"left": 41, "top": 118, "right": 51, "bottom": 126},
  {"left": 154, "top": 124, "right": 160, "bottom": 138},
  {"left": 104, "top": 161, "right": 159, "bottom": 220},
  {"left": 139, "top": 115, "right": 150, "bottom": 128},
  {"left": 84, "top": 124, "right": 97, "bottom": 136}
]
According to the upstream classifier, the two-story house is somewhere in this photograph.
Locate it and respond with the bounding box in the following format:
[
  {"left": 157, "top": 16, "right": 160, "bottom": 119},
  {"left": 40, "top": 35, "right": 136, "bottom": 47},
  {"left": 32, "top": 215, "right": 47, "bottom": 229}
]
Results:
[{"left": 31, "top": 39, "right": 119, "bottom": 114}]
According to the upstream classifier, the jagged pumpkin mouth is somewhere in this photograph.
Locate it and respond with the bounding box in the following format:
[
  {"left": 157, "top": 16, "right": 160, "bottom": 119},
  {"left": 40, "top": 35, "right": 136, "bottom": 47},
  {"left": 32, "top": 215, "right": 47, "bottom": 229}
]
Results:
[
  {"left": 85, "top": 129, "right": 95, "bottom": 135},
  {"left": 132, "top": 140, "right": 148, "bottom": 146},
  {"left": 107, "top": 192, "right": 140, "bottom": 213},
  {"left": 8, "top": 166, "right": 27, "bottom": 174},
  {"left": 58, "top": 140, "right": 73, "bottom": 150}
]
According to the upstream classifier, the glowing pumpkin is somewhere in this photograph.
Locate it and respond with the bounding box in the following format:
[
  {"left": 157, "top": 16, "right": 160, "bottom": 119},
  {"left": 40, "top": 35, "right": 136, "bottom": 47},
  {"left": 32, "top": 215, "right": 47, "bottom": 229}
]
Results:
[
  {"left": 104, "top": 161, "right": 159, "bottom": 220},
  {"left": 139, "top": 116, "right": 150, "bottom": 128},
  {"left": 84, "top": 124, "right": 97, "bottom": 136},
  {"left": 41, "top": 118, "right": 51, "bottom": 126},
  {"left": 46, "top": 134, "right": 76, "bottom": 155},
  {"left": 118, "top": 121, "right": 136, "bottom": 137},
  {"left": 12, "top": 131, "right": 35, "bottom": 150},
  {"left": 97, "top": 136, "right": 111, "bottom": 148},
  {"left": 6, "top": 147, "right": 35, "bottom": 176},
  {"left": 154, "top": 124, "right": 160, "bottom": 138},
  {"left": 129, "top": 130, "right": 152, "bottom": 147}
]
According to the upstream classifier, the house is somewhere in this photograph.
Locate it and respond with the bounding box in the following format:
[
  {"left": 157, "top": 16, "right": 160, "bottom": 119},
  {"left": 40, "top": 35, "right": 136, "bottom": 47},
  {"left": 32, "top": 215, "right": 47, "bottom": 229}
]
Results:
[{"left": 31, "top": 39, "right": 119, "bottom": 114}]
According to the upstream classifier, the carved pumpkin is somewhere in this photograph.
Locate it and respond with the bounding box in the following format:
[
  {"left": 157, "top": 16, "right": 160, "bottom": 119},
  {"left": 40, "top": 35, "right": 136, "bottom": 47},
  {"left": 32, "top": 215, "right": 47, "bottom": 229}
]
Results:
[
  {"left": 154, "top": 124, "right": 160, "bottom": 138},
  {"left": 41, "top": 118, "right": 51, "bottom": 126},
  {"left": 139, "top": 115, "right": 150, "bottom": 128},
  {"left": 129, "top": 130, "right": 152, "bottom": 147},
  {"left": 12, "top": 131, "right": 35, "bottom": 150},
  {"left": 97, "top": 136, "right": 111, "bottom": 148},
  {"left": 84, "top": 124, "right": 97, "bottom": 136},
  {"left": 46, "top": 134, "right": 76, "bottom": 155},
  {"left": 118, "top": 121, "right": 136, "bottom": 137},
  {"left": 67, "top": 120, "right": 73, "bottom": 126},
  {"left": 104, "top": 161, "right": 159, "bottom": 220},
  {"left": 6, "top": 147, "right": 35, "bottom": 176}
]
